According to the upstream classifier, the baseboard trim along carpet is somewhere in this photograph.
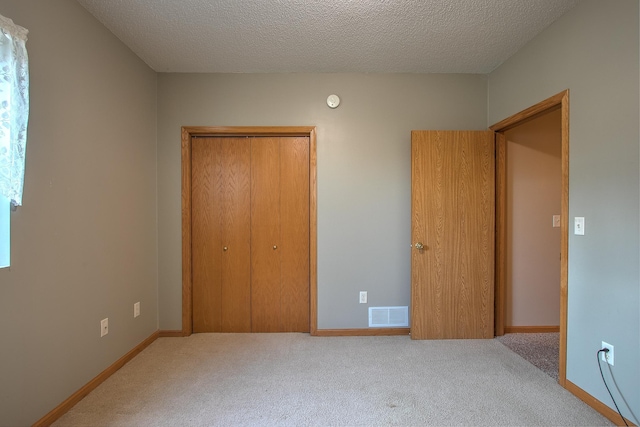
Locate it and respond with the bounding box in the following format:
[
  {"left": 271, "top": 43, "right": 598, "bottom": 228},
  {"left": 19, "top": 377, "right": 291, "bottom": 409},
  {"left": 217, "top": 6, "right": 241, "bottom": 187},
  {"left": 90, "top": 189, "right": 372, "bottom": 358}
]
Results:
[
  {"left": 504, "top": 325, "right": 560, "bottom": 333},
  {"left": 34, "top": 329, "right": 634, "bottom": 427},
  {"left": 159, "top": 329, "right": 186, "bottom": 337},
  {"left": 32, "top": 331, "right": 159, "bottom": 427},
  {"left": 159, "top": 329, "right": 410, "bottom": 337},
  {"left": 314, "top": 328, "right": 410, "bottom": 336},
  {"left": 565, "top": 379, "right": 637, "bottom": 426}
]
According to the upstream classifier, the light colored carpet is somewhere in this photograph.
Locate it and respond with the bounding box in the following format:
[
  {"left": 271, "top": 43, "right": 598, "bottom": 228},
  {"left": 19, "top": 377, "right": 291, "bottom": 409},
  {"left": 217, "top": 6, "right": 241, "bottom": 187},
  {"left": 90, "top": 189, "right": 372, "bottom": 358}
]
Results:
[
  {"left": 496, "top": 333, "right": 559, "bottom": 381},
  {"left": 53, "top": 334, "right": 612, "bottom": 426}
]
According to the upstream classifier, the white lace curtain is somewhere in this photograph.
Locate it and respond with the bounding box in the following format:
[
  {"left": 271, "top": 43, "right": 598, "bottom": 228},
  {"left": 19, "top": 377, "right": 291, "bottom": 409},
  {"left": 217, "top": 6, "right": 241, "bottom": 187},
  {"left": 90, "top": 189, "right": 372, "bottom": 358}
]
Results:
[{"left": 0, "top": 13, "right": 28, "bottom": 207}]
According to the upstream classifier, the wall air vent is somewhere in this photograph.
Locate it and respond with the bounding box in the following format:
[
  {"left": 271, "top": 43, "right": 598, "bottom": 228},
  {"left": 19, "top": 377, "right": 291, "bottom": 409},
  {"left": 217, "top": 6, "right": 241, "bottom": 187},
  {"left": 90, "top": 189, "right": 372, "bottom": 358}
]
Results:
[{"left": 368, "top": 306, "right": 409, "bottom": 328}]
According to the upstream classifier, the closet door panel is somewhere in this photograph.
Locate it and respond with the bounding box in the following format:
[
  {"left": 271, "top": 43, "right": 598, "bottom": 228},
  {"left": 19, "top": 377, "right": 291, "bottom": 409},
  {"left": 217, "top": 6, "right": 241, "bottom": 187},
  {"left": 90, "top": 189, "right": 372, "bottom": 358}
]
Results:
[
  {"left": 251, "top": 137, "right": 282, "bottom": 332},
  {"left": 192, "top": 137, "right": 251, "bottom": 333},
  {"left": 280, "top": 137, "right": 310, "bottom": 332},
  {"left": 220, "top": 138, "right": 252, "bottom": 332},
  {"left": 192, "top": 138, "right": 224, "bottom": 332}
]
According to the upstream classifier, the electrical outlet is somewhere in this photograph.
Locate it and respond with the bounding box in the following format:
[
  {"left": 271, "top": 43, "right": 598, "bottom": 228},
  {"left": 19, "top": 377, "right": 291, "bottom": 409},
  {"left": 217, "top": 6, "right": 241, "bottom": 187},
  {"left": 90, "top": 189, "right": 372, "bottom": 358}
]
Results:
[
  {"left": 359, "top": 291, "right": 367, "bottom": 304},
  {"left": 134, "top": 302, "right": 140, "bottom": 318},
  {"left": 100, "top": 318, "right": 109, "bottom": 337},
  {"left": 601, "top": 341, "right": 614, "bottom": 366}
]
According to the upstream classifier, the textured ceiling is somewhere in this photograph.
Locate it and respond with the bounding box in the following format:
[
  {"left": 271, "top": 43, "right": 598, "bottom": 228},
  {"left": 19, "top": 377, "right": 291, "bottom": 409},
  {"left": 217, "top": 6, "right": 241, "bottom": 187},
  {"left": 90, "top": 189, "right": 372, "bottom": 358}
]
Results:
[{"left": 76, "top": 0, "right": 581, "bottom": 74}]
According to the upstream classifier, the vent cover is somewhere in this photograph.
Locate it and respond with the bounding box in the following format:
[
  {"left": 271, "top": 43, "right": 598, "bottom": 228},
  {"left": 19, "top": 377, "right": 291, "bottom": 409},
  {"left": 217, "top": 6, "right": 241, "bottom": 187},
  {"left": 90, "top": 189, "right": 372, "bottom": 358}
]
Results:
[{"left": 368, "top": 306, "right": 409, "bottom": 328}]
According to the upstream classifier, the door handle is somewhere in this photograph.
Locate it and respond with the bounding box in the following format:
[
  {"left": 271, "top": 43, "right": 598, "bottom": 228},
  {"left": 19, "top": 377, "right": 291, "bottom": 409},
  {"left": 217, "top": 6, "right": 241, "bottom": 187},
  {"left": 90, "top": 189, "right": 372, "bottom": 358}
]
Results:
[{"left": 414, "top": 242, "right": 424, "bottom": 250}]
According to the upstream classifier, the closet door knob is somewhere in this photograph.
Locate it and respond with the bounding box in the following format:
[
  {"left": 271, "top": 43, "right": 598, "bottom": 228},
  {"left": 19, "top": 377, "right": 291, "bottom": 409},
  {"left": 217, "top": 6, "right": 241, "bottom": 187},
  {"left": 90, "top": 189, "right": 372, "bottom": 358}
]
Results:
[
  {"left": 273, "top": 245, "right": 277, "bottom": 250},
  {"left": 414, "top": 242, "right": 424, "bottom": 250},
  {"left": 223, "top": 247, "right": 228, "bottom": 251}
]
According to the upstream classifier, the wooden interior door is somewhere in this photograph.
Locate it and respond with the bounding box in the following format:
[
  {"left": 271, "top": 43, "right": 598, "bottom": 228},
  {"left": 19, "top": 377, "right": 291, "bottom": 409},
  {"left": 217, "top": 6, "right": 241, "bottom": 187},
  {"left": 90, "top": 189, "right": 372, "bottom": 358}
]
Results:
[
  {"left": 411, "top": 131, "right": 495, "bottom": 339},
  {"left": 192, "top": 137, "right": 251, "bottom": 332}
]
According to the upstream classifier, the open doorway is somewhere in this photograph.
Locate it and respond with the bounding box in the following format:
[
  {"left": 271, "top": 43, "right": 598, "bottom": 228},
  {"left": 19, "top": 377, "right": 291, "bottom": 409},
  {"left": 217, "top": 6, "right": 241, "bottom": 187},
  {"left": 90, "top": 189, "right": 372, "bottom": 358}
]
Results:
[
  {"left": 504, "top": 108, "right": 562, "bottom": 333},
  {"left": 496, "top": 108, "right": 562, "bottom": 380},
  {"left": 491, "top": 90, "right": 569, "bottom": 387}
]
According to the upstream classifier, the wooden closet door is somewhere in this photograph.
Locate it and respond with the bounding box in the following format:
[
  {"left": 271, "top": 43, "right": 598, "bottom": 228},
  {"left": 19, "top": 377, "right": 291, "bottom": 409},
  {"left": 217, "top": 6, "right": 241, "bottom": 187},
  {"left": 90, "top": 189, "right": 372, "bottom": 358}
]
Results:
[
  {"left": 280, "top": 137, "right": 310, "bottom": 332},
  {"left": 251, "top": 136, "right": 310, "bottom": 332},
  {"left": 192, "top": 137, "right": 251, "bottom": 332},
  {"left": 251, "top": 137, "right": 282, "bottom": 332}
]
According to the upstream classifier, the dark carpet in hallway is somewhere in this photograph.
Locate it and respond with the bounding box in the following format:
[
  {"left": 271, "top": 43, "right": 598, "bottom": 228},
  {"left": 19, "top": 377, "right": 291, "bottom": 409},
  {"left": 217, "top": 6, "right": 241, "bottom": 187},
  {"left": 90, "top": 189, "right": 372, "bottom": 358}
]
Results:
[{"left": 496, "top": 332, "right": 559, "bottom": 381}]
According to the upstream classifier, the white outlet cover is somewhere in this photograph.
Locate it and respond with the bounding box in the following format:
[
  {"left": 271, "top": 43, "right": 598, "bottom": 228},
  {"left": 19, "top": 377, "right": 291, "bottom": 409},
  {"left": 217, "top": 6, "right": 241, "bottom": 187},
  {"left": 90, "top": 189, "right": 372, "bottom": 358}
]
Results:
[
  {"left": 134, "top": 302, "right": 141, "bottom": 318},
  {"left": 359, "top": 291, "right": 367, "bottom": 304},
  {"left": 100, "top": 318, "right": 109, "bottom": 337},
  {"left": 601, "top": 341, "right": 614, "bottom": 366}
]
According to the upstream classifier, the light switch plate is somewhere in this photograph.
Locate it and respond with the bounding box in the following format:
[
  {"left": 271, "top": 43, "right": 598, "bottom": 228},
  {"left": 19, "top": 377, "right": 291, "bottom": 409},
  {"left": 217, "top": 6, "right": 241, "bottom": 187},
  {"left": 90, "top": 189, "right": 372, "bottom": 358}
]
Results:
[
  {"left": 553, "top": 215, "right": 560, "bottom": 228},
  {"left": 574, "top": 217, "right": 585, "bottom": 235}
]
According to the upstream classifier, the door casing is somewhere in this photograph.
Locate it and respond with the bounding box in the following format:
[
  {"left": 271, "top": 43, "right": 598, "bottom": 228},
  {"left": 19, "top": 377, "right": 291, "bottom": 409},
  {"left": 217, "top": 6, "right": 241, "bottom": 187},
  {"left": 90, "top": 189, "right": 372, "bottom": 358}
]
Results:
[
  {"left": 490, "top": 90, "right": 569, "bottom": 386},
  {"left": 181, "top": 126, "right": 318, "bottom": 336}
]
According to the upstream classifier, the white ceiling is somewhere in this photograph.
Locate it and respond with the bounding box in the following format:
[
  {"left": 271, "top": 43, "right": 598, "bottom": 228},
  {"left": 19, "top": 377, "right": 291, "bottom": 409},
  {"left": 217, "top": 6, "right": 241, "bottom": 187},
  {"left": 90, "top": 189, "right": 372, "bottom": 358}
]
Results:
[{"left": 76, "top": 0, "right": 581, "bottom": 74}]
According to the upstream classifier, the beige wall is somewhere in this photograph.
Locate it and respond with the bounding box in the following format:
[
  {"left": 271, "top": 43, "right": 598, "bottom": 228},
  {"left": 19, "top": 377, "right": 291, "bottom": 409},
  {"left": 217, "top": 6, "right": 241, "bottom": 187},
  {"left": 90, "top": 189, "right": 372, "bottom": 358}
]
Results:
[
  {"left": 505, "top": 109, "right": 561, "bottom": 327},
  {"left": 0, "top": 0, "right": 635, "bottom": 424},
  {"left": 0, "top": 1, "right": 158, "bottom": 425},
  {"left": 157, "top": 73, "right": 488, "bottom": 330},
  {"left": 488, "top": 0, "right": 639, "bottom": 422}
]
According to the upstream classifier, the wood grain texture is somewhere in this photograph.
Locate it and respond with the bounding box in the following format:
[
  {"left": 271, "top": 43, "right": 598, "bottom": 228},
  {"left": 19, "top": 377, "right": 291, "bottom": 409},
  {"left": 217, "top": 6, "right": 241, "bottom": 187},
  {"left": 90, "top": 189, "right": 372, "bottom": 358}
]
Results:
[
  {"left": 489, "top": 91, "right": 566, "bottom": 133},
  {"left": 491, "top": 90, "right": 569, "bottom": 387},
  {"left": 220, "top": 138, "right": 252, "bottom": 332},
  {"left": 192, "top": 138, "right": 251, "bottom": 333},
  {"left": 280, "top": 137, "right": 310, "bottom": 332},
  {"left": 559, "top": 91, "right": 569, "bottom": 387},
  {"left": 32, "top": 332, "right": 159, "bottom": 427},
  {"left": 494, "top": 132, "right": 506, "bottom": 337},
  {"left": 192, "top": 138, "right": 223, "bottom": 332},
  {"left": 410, "top": 131, "right": 433, "bottom": 339},
  {"left": 411, "top": 131, "right": 495, "bottom": 340},
  {"left": 309, "top": 129, "right": 318, "bottom": 335},
  {"left": 182, "top": 126, "right": 315, "bottom": 136},
  {"left": 251, "top": 137, "right": 282, "bottom": 332},
  {"left": 181, "top": 127, "right": 317, "bottom": 336},
  {"left": 181, "top": 129, "right": 193, "bottom": 336},
  {"left": 315, "top": 328, "right": 410, "bottom": 337},
  {"left": 503, "top": 326, "right": 560, "bottom": 333},
  {"left": 565, "top": 380, "right": 636, "bottom": 427}
]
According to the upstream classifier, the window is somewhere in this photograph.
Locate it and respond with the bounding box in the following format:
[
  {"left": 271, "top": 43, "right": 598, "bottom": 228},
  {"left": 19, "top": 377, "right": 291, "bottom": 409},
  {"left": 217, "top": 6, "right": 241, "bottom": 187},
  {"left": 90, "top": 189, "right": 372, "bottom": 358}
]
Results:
[{"left": 0, "top": 14, "right": 29, "bottom": 268}]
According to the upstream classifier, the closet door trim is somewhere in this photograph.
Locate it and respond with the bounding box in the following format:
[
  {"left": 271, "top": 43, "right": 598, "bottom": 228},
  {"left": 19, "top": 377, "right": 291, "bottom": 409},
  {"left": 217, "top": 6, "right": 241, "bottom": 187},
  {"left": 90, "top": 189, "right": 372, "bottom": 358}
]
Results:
[{"left": 181, "top": 126, "right": 317, "bottom": 336}]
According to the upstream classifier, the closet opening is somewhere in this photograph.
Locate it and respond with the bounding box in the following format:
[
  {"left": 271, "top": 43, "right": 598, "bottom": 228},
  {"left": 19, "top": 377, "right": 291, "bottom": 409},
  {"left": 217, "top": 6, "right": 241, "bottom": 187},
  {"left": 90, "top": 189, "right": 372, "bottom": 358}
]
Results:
[{"left": 181, "top": 127, "right": 318, "bottom": 336}]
